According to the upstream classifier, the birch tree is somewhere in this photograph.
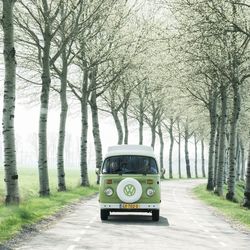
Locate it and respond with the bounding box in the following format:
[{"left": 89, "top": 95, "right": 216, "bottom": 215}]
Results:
[
  {"left": 184, "top": 120, "right": 193, "bottom": 178},
  {"left": 157, "top": 123, "right": 165, "bottom": 179},
  {"left": 1, "top": 0, "right": 19, "bottom": 204},
  {"left": 164, "top": 118, "right": 175, "bottom": 179},
  {"left": 176, "top": 118, "right": 182, "bottom": 178},
  {"left": 243, "top": 134, "right": 250, "bottom": 208},
  {"left": 51, "top": 1, "right": 83, "bottom": 191},
  {"left": 201, "top": 138, "right": 206, "bottom": 178},
  {"left": 129, "top": 80, "right": 149, "bottom": 145},
  {"left": 214, "top": 81, "right": 228, "bottom": 196}
]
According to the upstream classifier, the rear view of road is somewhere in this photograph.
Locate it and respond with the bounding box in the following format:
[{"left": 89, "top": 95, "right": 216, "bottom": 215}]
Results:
[{"left": 16, "top": 180, "right": 249, "bottom": 250}]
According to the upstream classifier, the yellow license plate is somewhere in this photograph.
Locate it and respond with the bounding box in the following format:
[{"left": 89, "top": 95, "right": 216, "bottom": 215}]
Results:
[{"left": 122, "top": 204, "right": 140, "bottom": 209}]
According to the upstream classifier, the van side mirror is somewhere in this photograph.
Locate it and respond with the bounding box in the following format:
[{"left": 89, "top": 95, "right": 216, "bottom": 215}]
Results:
[{"left": 95, "top": 168, "right": 100, "bottom": 175}]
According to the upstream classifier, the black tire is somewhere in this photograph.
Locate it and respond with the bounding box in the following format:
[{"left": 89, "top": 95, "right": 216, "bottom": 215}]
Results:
[
  {"left": 100, "top": 209, "right": 109, "bottom": 220},
  {"left": 152, "top": 210, "right": 160, "bottom": 221}
]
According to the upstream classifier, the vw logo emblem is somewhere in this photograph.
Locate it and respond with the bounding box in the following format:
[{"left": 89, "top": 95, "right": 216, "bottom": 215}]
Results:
[{"left": 124, "top": 184, "right": 136, "bottom": 196}]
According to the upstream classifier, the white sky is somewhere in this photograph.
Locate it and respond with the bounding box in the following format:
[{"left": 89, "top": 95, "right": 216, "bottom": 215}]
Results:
[{"left": 0, "top": 89, "right": 206, "bottom": 178}]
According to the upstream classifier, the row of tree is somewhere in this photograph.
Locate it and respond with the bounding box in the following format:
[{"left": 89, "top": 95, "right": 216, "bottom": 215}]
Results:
[
  {"left": 1, "top": 0, "right": 249, "bottom": 208},
  {"left": 165, "top": 0, "right": 250, "bottom": 206}
]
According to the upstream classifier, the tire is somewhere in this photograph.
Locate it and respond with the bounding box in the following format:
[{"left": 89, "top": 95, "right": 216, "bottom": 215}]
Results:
[
  {"left": 116, "top": 178, "right": 142, "bottom": 203},
  {"left": 100, "top": 209, "right": 109, "bottom": 220},
  {"left": 152, "top": 210, "right": 159, "bottom": 221}
]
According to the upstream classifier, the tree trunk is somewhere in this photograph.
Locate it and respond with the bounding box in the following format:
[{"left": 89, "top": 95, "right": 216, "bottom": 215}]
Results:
[
  {"left": 158, "top": 124, "right": 165, "bottom": 179},
  {"left": 201, "top": 139, "right": 206, "bottom": 178},
  {"left": 226, "top": 84, "right": 240, "bottom": 201},
  {"left": 56, "top": 62, "right": 68, "bottom": 191},
  {"left": 38, "top": 3, "right": 51, "bottom": 196},
  {"left": 214, "top": 85, "right": 227, "bottom": 196},
  {"left": 226, "top": 6, "right": 241, "bottom": 200},
  {"left": 243, "top": 135, "right": 250, "bottom": 208},
  {"left": 151, "top": 125, "right": 156, "bottom": 149},
  {"left": 194, "top": 134, "right": 198, "bottom": 178},
  {"left": 213, "top": 117, "right": 220, "bottom": 187},
  {"left": 123, "top": 104, "right": 129, "bottom": 144},
  {"left": 80, "top": 66, "right": 90, "bottom": 187},
  {"left": 184, "top": 126, "right": 191, "bottom": 178},
  {"left": 240, "top": 140, "right": 245, "bottom": 181},
  {"left": 169, "top": 118, "right": 174, "bottom": 179},
  {"left": 207, "top": 88, "right": 217, "bottom": 190},
  {"left": 90, "top": 84, "right": 103, "bottom": 185},
  {"left": 177, "top": 120, "right": 182, "bottom": 178},
  {"left": 2, "top": 0, "right": 19, "bottom": 204},
  {"left": 56, "top": 23, "right": 68, "bottom": 191},
  {"left": 139, "top": 94, "right": 144, "bottom": 145},
  {"left": 112, "top": 110, "right": 123, "bottom": 145},
  {"left": 236, "top": 134, "right": 241, "bottom": 182},
  {"left": 224, "top": 142, "right": 229, "bottom": 184}
]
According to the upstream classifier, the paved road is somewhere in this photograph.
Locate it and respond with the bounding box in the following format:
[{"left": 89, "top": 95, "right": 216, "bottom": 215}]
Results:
[{"left": 16, "top": 180, "right": 249, "bottom": 250}]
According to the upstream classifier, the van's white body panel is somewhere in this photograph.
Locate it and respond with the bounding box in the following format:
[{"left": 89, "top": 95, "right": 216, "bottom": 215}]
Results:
[{"left": 105, "top": 145, "right": 156, "bottom": 159}]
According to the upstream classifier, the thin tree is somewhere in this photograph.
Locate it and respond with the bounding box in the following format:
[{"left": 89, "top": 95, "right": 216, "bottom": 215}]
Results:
[
  {"left": 243, "top": 134, "right": 250, "bottom": 208},
  {"left": 201, "top": 138, "right": 206, "bottom": 178},
  {"left": 157, "top": 123, "right": 165, "bottom": 179},
  {"left": 184, "top": 120, "right": 193, "bottom": 178},
  {"left": 1, "top": 0, "right": 19, "bottom": 204}
]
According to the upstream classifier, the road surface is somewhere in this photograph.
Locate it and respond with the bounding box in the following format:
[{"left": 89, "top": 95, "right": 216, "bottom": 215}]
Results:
[{"left": 16, "top": 180, "right": 250, "bottom": 250}]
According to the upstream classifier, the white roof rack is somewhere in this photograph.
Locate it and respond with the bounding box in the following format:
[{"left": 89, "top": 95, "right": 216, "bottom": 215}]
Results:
[{"left": 105, "top": 145, "right": 156, "bottom": 158}]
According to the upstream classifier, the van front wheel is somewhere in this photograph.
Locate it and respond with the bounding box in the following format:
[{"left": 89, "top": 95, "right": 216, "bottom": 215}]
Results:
[
  {"left": 100, "top": 209, "right": 109, "bottom": 220},
  {"left": 152, "top": 210, "right": 159, "bottom": 221}
]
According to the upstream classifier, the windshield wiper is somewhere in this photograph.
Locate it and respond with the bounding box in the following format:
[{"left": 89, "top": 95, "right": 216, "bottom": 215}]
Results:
[
  {"left": 114, "top": 169, "right": 123, "bottom": 175},
  {"left": 122, "top": 170, "right": 141, "bottom": 174}
]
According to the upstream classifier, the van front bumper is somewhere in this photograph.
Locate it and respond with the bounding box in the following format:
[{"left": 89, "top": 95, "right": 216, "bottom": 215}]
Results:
[{"left": 100, "top": 203, "right": 160, "bottom": 209}]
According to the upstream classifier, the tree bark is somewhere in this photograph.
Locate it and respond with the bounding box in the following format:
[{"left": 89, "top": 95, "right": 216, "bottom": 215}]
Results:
[
  {"left": 236, "top": 134, "right": 241, "bottom": 182},
  {"left": 240, "top": 140, "right": 245, "bottom": 181},
  {"left": 80, "top": 65, "right": 90, "bottom": 187},
  {"left": 56, "top": 54, "right": 68, "bottom": 191},
  {"left": 38, "top": 1, "right": 51, "bottom": 196},
  {"left": 201, "top": 138, "right": 206, "bottom": 178},
  {"left": 2, "top": 0, "right": 19, "bottom": 205},
  {"left": 169, "top": 118, "right": 174, "bottom": 179},
  {"left": 55, "top": 0, "right": 68, "bottom": 192},
  {"left": 194, "top": 134, "right": 198, "bottom": 178},
  {"left": 226, "top": 4, "right": 241, "bottom": 201},
  {"left": 151, "top": 125, "right": 156, "bottom": 149},
  {"left": 214, "top": 84, "right": 227, "bottom": 196},
  {"left": 243, "top": 135, "right": 250, "bottom": 208},
  {"left": 139, "top": 93, "right": 144, "bottom": 145},
  {"left": 177, "top": 120, "right": 182, "bottom": 178},
  {"left": 90, "top": 70, "right": 103, "bottom": 184},
  {"left": 158, "top": 124, "right": 165, "bottom": 179},
  {"left": 226, "top": 83, "right": 240, "bottom": 202},
  {"left": 112, "top": 110, "right": 123, "bottom": 145},
  {"left": 123, "top": 104, "right": 129, "bottom": 144},
  {"left": 207, "top": 88, "right": 217, "bottom": 190},
  {"left": 184, "top": 125, "right": 191, "bottom": 178},
  {"left": 224, "top": 138, "right": 229, "bottom": 184},
  {"left": 213, "top": 117, "right": 220, "bottom": 187}
]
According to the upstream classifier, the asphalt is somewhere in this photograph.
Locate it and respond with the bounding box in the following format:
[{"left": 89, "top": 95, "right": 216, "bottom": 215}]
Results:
[{"left": 15, "top": 179, "right": 250, "bottom": 250}]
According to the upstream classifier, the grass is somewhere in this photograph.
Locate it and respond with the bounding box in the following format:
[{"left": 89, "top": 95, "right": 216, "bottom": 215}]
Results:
[
  {"left": 0, "top": 168, "right": 99, "bottom": 243},
  {"left": 193, "top": 182, "right": 250, "bottom": 229}
]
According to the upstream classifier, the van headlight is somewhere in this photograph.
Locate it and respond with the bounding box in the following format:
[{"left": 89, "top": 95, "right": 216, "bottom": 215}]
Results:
[
  {"left": 104, "top": 188, "right": 113, "bottom": 196},
  {"left": 146, "top": 188, "right": 155, "bottom": 197}
]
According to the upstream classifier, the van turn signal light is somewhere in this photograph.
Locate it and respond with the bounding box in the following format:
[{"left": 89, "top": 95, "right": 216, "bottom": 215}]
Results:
[
  {"left": 147, "top": 179, "right": 153, "bottom": 184},
  {"left": 106, "top": 179, "right": 112, "bottom": 184}
]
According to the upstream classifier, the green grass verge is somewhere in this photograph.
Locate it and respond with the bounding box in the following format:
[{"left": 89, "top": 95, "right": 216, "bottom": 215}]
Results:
[
  {"left": 193, "top": 183, "right": 250, "bottom": 229},
  {"left": 0, "top": 168, "right": 99, "bottom": 243}
]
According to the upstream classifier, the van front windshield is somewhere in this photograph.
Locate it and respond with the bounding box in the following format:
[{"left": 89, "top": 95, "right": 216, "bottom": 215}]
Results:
[{"left": 102, "top": 155, "right": 158, "bottom": 174}]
